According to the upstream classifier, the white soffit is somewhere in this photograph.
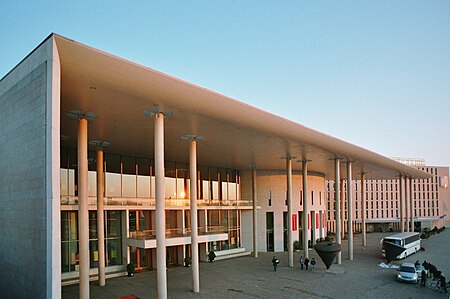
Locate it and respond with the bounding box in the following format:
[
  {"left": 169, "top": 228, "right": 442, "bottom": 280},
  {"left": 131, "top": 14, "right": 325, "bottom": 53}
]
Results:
[{"left": 53, "top": 34, "right": 430, "bottom": 180}]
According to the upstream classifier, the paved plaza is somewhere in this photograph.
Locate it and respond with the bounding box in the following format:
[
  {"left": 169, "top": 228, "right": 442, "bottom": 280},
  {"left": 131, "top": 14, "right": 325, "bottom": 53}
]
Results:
[{"left": 63, "top": 230, "right": 450, "bottom": 299}]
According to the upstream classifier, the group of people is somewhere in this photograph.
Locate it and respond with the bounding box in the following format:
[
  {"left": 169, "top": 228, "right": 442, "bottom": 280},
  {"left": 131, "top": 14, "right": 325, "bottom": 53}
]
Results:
[
  {"left": 299, "top": 256, "right": 316, "bottom": 271},
  {"left": 271, "top": 256, "right": 317, "bottom": 271},
  {"left": 418, "top": 260, "right": 448, "bottom": 293}
]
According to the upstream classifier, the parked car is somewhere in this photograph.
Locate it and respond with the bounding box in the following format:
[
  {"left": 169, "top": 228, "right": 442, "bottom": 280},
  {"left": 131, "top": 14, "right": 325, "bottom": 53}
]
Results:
[{"left": 397, "top": 262, "right": 418, "bottom": 283}]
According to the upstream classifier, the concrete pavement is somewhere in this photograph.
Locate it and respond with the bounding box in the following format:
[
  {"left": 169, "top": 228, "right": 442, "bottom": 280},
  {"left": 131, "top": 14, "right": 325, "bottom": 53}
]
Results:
[{"left": 62, "top": 229, "right": 450, "bottom": 298}]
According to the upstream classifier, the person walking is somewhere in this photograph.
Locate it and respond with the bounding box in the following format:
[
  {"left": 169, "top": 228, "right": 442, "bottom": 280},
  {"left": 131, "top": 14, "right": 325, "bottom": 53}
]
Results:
[
  {"left": 272, "top": 256, "right": 280, "bottom": 271},
  {"left": 439, "top": 272, "right": 448, "bottom": 293},
  {"left": 310, "top": 258, "right": 316, "bottom": 271},
  {"left": 299, "top": 256, "right": 304, "bottom": 270},
  {"left": 304, "top": 257, "right": 309, "bottom": 270}
]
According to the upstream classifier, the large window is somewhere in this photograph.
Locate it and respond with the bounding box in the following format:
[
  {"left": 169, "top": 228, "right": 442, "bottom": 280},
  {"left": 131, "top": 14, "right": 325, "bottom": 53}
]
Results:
[{"left": 61, "top": 210, "right": 123, "bottom": 273}]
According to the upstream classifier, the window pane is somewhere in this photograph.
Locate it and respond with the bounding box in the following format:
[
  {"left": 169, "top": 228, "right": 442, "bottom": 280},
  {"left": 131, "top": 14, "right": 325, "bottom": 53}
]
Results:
[
  {"left": 165, "top": 177, "right": 176, "bottom": 199},
  {"left": 137, "top": 175, "right": 150, "bottom": 198},
  {"left": 61, "top": 242, "right": 70, "bottom": 272},
  {"left": 122, "top": 174, "right": 136, "bottom": 197},
  {"left": 107, "top": 239, "right": 122, "bottom": 266},
  {"left": 107, "top": 211, "right": 122, "bottom": 238},
  {"left": 202, "top": 180, "right": 210, "bottom": 200},
  {"left": 229, "top": 182, "right": 237, "bottom": 200},
  {"left": 68, "top": 169, "right": 76, "bottom": 196},
  {"left": 89, "top": 211, "right": 97, "bottom": 239},
  {"left": 88, "top": 171, "right": 97, "bottom": 197},
  {"left": 60, "top": 169, "right": 68, "bottom": 196},
  {"left": 106, "top": 173, "right": 121, "bottom": 197}
]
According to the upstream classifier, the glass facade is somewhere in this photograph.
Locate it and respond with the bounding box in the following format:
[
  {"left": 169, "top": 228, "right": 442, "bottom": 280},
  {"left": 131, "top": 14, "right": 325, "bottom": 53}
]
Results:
[
  {"left": 60, "top": 147, "right": 244, "bottom": 274},
  {"left": 61, "top": 211, "right": 123, "bottom": 273},
  {"left": 60, "top": 147, "right": 240, "bottom": 203}
]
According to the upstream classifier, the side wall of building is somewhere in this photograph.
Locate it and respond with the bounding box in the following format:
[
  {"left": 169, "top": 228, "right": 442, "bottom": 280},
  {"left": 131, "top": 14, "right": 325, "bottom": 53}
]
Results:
[
  {"left": 0, "top": 37, "right": 60, "bottom": 298},
  {"left": 241, "top": 170, "right": 327, "bottom": 252}
]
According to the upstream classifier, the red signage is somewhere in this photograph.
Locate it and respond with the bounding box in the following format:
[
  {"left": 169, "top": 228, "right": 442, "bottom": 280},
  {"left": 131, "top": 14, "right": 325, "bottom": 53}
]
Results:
[
  {"left": 307, "top": 214, "right": 310, "bottom": 230},
  {"left": 292, "top": 214, "right": 297, "bottom": 231}
]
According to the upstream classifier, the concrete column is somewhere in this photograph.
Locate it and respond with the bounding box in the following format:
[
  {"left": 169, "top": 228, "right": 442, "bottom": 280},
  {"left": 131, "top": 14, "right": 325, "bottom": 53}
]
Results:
[
  {"left": 77, "top": 118, "right": 89, "bottom": 299},
  {"left": 96, "top": 149, "right": 106, "bottom": 286},
  {"left": 286, "top": 158, "right": 294, "bottom": 267},
  {"left": 340, "top": 179, "right": 345, "bottom": 239},
  {"left": 335, "top": 159, "right": 341, "bottom": 264},
  {"left": 154, "top": 112, "right": 167, "bottom": 299},
  {"left": 361, "top": 173, "right": 366, "bottom": 247},
  {"left": 302, "top": 160, "right": 309, "bottom": 259},
  {"left": 347, "top": 161, "right": 353, "bottom": 261},
  {"left": 399, "top": 175, "right": 404, "bottom": 232},
  {"left": 409, "top": 177, "right": 414, "bottom": 232},
  {"left": 189, "top": 139, "right": 199, "bottom": 292},
  {"left": 405, "top": 177, "right": 410, "bottom": 232},
  {"left": 251, "top": 166, "right": 258, "bottom": 258}
]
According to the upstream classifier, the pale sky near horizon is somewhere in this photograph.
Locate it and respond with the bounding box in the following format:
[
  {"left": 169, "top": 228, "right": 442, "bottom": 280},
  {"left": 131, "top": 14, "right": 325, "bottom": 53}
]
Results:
[{"left": 1, "top": 1, "right": 449, "bottom": 166}]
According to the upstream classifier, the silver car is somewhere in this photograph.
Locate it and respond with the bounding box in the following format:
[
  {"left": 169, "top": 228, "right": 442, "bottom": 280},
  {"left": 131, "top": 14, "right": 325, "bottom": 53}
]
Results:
[{"left": 397, "top": 262, "right": 418, "bottom": 283}]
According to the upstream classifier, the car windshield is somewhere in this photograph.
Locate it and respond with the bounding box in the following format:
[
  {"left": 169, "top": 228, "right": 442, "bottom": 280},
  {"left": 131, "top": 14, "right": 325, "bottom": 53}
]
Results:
[{"left": 399, "top": 266, "right": 415, "bottom": 273}]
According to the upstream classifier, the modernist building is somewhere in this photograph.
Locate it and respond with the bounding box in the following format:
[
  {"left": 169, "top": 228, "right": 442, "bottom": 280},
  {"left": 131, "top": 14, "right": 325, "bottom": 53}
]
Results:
[
  {"left": 0, "top": 34, "right": 431, "bottom": 299},
  {"left": 326, "top": 162, "right": 449, "bottom": 234}
]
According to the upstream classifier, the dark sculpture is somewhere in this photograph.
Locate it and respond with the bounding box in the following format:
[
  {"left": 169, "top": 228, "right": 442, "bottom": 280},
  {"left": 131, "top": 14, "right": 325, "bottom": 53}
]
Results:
[
  {"left": 383, "top": 241, "right": 405, "bottom": 263},
  {"left": 314, "top": 242, "right": 342, "bottom": 269}
]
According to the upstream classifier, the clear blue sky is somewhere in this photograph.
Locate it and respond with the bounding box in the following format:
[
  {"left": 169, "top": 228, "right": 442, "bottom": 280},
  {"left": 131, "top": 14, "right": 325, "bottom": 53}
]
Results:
[{"left": 1, "top": 1, "right": 449, "bottom": 166}]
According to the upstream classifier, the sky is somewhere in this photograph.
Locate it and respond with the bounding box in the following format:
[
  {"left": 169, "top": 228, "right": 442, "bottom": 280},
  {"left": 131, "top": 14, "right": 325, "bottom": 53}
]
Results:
[{"left": 1, "top": 1, "right": 449, "bottom": 166}]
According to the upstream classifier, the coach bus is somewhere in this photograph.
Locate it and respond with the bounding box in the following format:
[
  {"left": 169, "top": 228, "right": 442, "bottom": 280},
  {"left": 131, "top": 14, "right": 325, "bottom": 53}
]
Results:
[{"left": 381, "top": 232, "right": 421, "bottom": 260}]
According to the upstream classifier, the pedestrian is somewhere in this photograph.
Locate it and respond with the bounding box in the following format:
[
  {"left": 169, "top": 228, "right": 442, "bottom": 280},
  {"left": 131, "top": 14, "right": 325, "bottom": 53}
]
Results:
[
  {"left": 420, "top": 269, "right": 427, "bottom": 287},
  {"left": 414, "top": 260, "right": 420, "bottom": 270},
  {"left": 310, "top": 258, "right": 316, "bottom": 271},
  {"left": 208, "top": 250, "right": 216, "bottom": 262},
  {"left": 439, "top": 272, "right": 447, "bottom": 293},
  {"left": 272, "top": 256, "right": 280, "bottom": 271},
  {"left": 304, "top": 257, "right": 309, "bottom": 270},
  {"left": 299, "top": 256, "right": 304, "bottom": 270},
  {"left": 429, "top": 264, "right": 438, "bottom": 280}
]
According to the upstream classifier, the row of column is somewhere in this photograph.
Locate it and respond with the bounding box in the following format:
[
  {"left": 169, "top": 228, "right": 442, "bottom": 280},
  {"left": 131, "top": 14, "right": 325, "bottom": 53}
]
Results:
[
  {"left": 334, "top": 159, "right": 354, "bottom": 263},
  {"left": 75, "top": 110, "right": 201, "bottom": 299},
  {"left": 75, "top": 111, "right": 415, "bottom": 298},
  {"left": 399, "top": 175, "right": 415, "bottom": 233}
]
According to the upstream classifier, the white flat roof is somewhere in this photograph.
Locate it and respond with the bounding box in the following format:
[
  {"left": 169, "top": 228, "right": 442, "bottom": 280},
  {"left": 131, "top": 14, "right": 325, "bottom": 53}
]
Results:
[{"left": 40, "top": 34, "right": 430, "bottom": 180}]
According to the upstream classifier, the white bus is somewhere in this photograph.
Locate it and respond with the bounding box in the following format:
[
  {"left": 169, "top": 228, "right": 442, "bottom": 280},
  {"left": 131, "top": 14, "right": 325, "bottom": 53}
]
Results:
[{"left": 381, "top": 232, "right": 421, "bottom": 259}]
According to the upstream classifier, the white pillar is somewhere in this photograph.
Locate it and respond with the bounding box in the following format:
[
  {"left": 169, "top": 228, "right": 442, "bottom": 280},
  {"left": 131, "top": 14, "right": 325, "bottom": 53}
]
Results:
[
  {"left": 154, "top": 112, "right": 167, "bottom": 299},
  {"left": 340, "top": 179, "right": 345, "bottom": 239},
  {"left": 399, "top": 175, "right": 404, "bottom": 232},
  {"left": 96, "top": 148, "right": 106, "bottom": 286},
  {"left": 302, "top": 160, "right": 309, "bottom": 259},
  {"left": 409, "top": 177, "right": 414, "bottom": 232},
  {"left": 286, "top": 158, "right": 294, "bottom": 267},
  {"left": 347, "top": 161, "right": 353, "bottom": 261},
  {"left": 252, "top": 166, "right": 258, "bottom": 258},
  {"left": 405, "top": 177, "right": 410, "bottom": 232},
  {"left": 189, "top": 139, "right": 199, "bottom": 292},
  {"left": 78, "top": 118, "right": 89, "bottom": 299},
  {"left": 361, "top": 173, "right": 366, "bottom": 247},
  {"left": 335, "top": 159, "right": 341, "bottom": 264}
]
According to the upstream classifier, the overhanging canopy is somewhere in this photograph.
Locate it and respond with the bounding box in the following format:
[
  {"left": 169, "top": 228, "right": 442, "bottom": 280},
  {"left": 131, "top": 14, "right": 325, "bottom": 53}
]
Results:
[{"left": 50, "top": 34, "right": 429, "bottom": 180}]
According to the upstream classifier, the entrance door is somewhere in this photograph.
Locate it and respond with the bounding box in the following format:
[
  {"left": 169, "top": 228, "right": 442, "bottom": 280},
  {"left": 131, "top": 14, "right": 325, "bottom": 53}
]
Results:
[
  {"left": 266, "top": 212, "right": 274, "bottom": 251},
  {"left": 166, "top": 246, "right": 178, "bottom": 267}
]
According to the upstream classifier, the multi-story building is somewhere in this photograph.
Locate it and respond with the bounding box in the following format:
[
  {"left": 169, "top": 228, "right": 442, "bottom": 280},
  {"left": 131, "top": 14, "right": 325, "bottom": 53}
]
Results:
[
  {"left": 326, "top": 162, "right": 449, "bottom": 234},
  {"left": 0, "top": 34, "right": 432, "bottom": 298}
]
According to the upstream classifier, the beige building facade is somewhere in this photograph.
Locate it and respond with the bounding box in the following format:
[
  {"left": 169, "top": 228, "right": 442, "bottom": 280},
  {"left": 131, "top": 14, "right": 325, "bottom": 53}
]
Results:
[{"left": 326, "top": 165, "right": 450, "bottom": 234}]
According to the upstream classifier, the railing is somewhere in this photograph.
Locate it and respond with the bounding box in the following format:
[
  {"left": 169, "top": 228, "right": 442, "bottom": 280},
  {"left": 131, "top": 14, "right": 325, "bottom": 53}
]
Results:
[
  {"left": 60, "top": 196, "right": 253, "bottom": 207},
  {"left": 128, "top": 225, "right": 228, "bottom": 240}
]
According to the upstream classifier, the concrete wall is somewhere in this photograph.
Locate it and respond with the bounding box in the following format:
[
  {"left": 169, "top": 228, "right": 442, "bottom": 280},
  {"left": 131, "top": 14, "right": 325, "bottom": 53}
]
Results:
[
  {"left": 241, "top": 170, "right": 327, "bottom": 252},
  {"left": 0, "top": 36, "right": 60, "bottom": 298}
]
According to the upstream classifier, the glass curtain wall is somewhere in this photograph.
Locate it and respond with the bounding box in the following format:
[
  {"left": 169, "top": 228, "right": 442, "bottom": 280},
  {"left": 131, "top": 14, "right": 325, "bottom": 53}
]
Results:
[
  {"left": 61, "top": 147, "right": 240, "bottom": 204},
  {"left": 61, "top": 211, "right": 123, "bottom": 273}
]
